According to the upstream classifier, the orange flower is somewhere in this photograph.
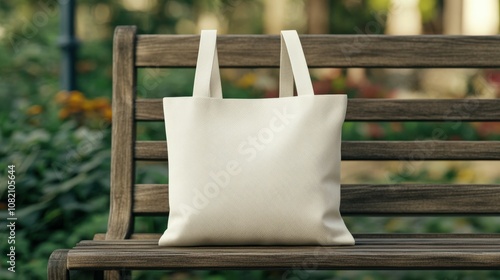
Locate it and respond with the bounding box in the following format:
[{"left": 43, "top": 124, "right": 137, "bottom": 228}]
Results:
[
  {"left": 55, "top": 91, "right": 69, "bottom": 104},
  {"left": 27, "top": 105, "right": 43, "bottom": 115},
  {"left": 82, "top": 100, "right": 94, "bottom": 111},
  {"left": 56, "top": 90, "right": 113, "bottom": 123},
  {"left": 67, "top": 106, "right": 82, "bottom": 113},
  {"left": 101, "top": 107, "right": 112, "bottom": 121},
  {"left": 92, "top": 97, "right": 110, "bottom": 110},
  {"left": 472, "top": 122, "right": 500, "bottom": 138},
  {"left": 59, "top": 108, "right": 69, "bottom": 119},
  {"left": 67, "top": 91, "right": 85, "bottom": 110}
]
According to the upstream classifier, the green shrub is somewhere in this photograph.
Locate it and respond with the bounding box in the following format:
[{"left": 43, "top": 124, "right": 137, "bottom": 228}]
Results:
[{"left": 0, "top": 104, "right": 112, "bottom": 279}]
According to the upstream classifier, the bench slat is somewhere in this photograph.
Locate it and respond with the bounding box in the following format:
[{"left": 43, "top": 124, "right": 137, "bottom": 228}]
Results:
[
  {"left": 76, "top": 243, "right": 500, "bottom": 250},
  {"left": 136, "top": 35, "right": 500, "bottom": 68},
  {"left": 93, "top": 233, "right": 500, "bottom": 240},
  {"left": 133, "top": 184, "right": 500, "bottom": 215},
  {"left": 68, "top": 238, "right": 500, "bottom": 270},
  {"left": 134, "top": 184, "right": 166, "bottom": 214},
  {"left": 134, "top": 141, "right": 500, "bottom": 161},
  {"left": 136, "top": 99, "right": 500, "bottom": 122}
]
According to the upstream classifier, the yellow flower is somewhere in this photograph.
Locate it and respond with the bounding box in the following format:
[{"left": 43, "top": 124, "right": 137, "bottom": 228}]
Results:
[
  {"left": 236, "top": 73, "right": 256, "bottom": 88},
  {"left": 27, "top": 105, "right": 42, "bottom": 115},
  {"left": 456, "top": 168, "right": 476, "bottom": 183}
]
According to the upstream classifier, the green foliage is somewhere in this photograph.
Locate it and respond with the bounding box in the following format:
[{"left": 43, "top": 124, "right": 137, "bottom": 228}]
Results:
[
  {"left": 330, "top": 0, "right": 389, "bottom": 35},
  {"left": 0, "top": 109, "right": 112, "bottom": 279},
  {"left": 0, "top": 2, "right": 111, "bottom": 278},
  {"left": 419, "top": 0, "right": 439, "bottom": 23}
]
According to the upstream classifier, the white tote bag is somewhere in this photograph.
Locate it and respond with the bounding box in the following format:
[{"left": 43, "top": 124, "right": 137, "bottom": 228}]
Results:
[{"left": 159, "top": 30, "right": 354, "bottom": 246}]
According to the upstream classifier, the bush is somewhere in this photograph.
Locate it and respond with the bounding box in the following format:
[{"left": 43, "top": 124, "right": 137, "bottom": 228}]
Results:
[{"left": 0, "top": 98, "right": 112, "bottom": 278}]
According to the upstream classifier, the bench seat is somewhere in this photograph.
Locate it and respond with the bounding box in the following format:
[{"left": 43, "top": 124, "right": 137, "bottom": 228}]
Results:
[{"left": 66, "top": 235, "right": 500, "bottom": 270}]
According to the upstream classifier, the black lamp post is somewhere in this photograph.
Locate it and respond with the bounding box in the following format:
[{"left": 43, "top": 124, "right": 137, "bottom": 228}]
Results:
[{"left": 58, "top": 0, "right": 78, "bottom": 91}]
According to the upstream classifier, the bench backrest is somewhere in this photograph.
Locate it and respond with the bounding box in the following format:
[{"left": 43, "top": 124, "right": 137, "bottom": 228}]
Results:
[{"left": 106, "top": 26, "right": 500, "bottom": 240}]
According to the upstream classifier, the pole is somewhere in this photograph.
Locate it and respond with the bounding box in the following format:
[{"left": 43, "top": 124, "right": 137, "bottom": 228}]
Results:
[{"left": 58, "top": 0, "right": 78, "bottom": 91}]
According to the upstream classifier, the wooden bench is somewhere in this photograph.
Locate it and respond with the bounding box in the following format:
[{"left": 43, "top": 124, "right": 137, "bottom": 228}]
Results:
[{"left": 48, "top": 25, "right": 500, "bottom": 280}]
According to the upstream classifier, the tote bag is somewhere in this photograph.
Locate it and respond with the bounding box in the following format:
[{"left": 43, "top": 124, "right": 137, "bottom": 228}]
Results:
[{"left": 159, "top": 30, "right": 354, "bottom": 246}]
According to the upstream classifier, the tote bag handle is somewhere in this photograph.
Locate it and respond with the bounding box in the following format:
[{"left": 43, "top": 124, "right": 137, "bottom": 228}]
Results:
[
  {"left": 279, "top": 30, "right": 314, "bottom": 97},
  {"left": 193, "top": 30, "right": 314, "bottom": 98},
  {"left": 193, "top": 30, "right": 223, "bottom": 98}
]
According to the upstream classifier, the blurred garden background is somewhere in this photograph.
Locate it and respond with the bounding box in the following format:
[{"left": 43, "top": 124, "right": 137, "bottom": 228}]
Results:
[{"left": 0, "top": 0, "right": 500, "bottom": 279}]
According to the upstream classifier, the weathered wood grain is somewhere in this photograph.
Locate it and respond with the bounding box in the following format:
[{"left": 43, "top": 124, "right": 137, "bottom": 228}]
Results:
[
  {"left": 82, "top": 232, "right": 500, "bottom": 245},
  {"left": 136, "top": 98, "right": 500, "bottom": 121},
  {"left": 133, "top": 184, "right": 168, "bottom": 214},
  {"left": 342, "top": 184, "right": 500, "bottom": 214},
  {"left": 136, "top": 35, "right": 500, "bottom": 68},
  {"left": 48, "top": 250, "right": 69, "bottom": 280},
  {"left": 132, "top": 184, "right": 500, "bottom": 215},
  {"left": 107, "top": 26, "right": 136, "bottom": 241},
  {"left": 67, "top": 238, "right": 500, "bottom": 269},
  {"left": 342, "top": 141, "right": 500, "bottom": 160},
  {"left": 91, "top": 233, "right": 500, "bottom": 241},
  {"left": 134, "top": 140, "right": 500, "bottom": 161},
  {"left": 93, "top": 233, "right": 162, "bottom": 240}
]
